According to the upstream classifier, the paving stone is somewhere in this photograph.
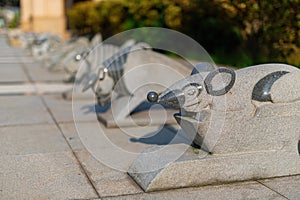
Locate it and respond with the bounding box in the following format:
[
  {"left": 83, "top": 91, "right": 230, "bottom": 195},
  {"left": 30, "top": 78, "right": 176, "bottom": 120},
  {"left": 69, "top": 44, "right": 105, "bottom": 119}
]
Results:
[
  {"left": 0, "top": 48, "right": 24, "bottom": 56},
  {"left": 18, "top": 55, "right": 35, "bottom": 63},
  {"left": 0, "top": 152, "right": 98, "bottom": 200},
  {"left": 75, "top": 150, "right": 143, "bottom": 197},
  {"left": 0, "top": 59, "right": 22, "bottom": 64},
  {"left": 22, "top": 61, "right": 67, "bottom": 82},
  {"left": 259, "top": 175, "right": 300, "bottom": 200},
  {"left": 0, "top": 64, "right": 28, "bottom": 82},
  {"left": 0, "top": 53, "right": 24, "bottom": 57},
  {"left": 43, "top": 95, "right": 98, "bottom": 123},
  {"left": 58, "top": 122, "right": 86, "bottom": 151},
  {"left": 0, "top": 83, "right": 73, "bottom": 95},
  {"left": 71, "top": 120, "right": 191, "bottom": 181},
  {"left": 102, "top": 181, "right": 285, "bottom": 200},
  {"left": 0, "top": 57, "right": 33, "bottom": 64},
  {"left": 0, "top": 63, "right": 26, "bottom": 68},
  {"left": 0, "top": 54, "right": 34, "bottom": 63},
  {"left": 0, "top": 124, "right": 70, "bottom": 155},
  {"left": 73, "top": 121, "right": 188, "bottom": 160},
  {"left": 0, "top": 96, "right": 53, "bottom": 126}
]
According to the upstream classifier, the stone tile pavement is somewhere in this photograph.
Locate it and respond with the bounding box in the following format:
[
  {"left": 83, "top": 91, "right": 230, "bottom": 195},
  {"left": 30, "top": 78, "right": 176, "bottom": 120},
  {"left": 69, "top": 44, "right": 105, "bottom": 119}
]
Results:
[{"left": 0, "top": 33, "right": 299, "bottom": 200}]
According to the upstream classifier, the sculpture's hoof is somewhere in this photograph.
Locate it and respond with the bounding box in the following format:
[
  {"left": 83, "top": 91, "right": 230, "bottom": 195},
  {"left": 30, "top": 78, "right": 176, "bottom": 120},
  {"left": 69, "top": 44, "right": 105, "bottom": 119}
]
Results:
[{"left": 147, "top": 91, "right": 158, "bottom": 103}]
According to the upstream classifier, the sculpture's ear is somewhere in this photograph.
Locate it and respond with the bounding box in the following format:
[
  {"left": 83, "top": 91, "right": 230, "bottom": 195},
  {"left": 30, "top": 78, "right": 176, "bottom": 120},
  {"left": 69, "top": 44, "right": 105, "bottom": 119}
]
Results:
[
  {"left": 252, "top": 70, "right": 300, "bottom": 103},
  {"left": 204, "top": 68, "right": 236, "bottom": 96},
  {"left": 252, "top": 71, "right": 289, "bottom": 102},
  {"left": 191, "top": 62, "right": 215, "bottom": 75}
]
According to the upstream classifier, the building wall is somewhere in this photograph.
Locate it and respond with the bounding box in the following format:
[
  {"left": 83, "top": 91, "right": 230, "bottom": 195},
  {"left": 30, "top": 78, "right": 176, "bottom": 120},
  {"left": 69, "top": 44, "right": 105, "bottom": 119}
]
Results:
[{"left": 21, "top": 0, "right": 71, "bottom": 39}]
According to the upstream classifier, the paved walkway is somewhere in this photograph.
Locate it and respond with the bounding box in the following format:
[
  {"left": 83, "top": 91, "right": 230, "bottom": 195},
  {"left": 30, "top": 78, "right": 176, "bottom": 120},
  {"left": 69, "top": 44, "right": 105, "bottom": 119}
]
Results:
[{"left": 0, "top": 33, "right": 299, "bottom": 200}]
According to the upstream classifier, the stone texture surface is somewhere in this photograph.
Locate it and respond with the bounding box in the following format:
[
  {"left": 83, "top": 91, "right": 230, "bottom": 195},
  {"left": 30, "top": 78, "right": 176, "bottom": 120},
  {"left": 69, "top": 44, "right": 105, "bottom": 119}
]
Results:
[
  {"left": 43, "top": 94, "right": 97, "bottom": 123},
  {"left": 74, "top": 121, "right": 187, "bottom": 156},
  {"left": 0, "top": 152, "right": 98, "bottom": 200},
  {"left": 0, "top": 54, "right": 34, "bottom": 63},
  {"left": 58, "top": 122, "right": 86, "bottom": 151},
  {"left": 58, "top": 103, "right": 186, "bottom": 151},
  {"left": 259, "top": 175, "right": 300, "bottom": 200},
  {"left": 155, "top": 64, "right": 300, "bottom": 154},
  {"left": 0, "top": 57, "right": 32, "bottom": 64},
  {"left": 137, "top": 63, "right": 300, "bottom": 192},
  {"left": 0, "top": 95, "right": 53, "bottom": 126},
  {"left": 129, "top": 144, "right": 300, "bottom": 192},
  {"left": 0, "top": 64, "right": 28, "bottom": 82},
  {"left": 103, "top": 181, "right": 285, "bottom": 200},
  {"left": 0, "top": 83, "right": 72, "bottom": 95},
  {"left": 22, "top": 61, "right": 67, "bottom": 82},
  {"left": 75, "top": 150, "right": 143, "bottom": 197},
  {"left": 85, "top": 48, "right": 192, "bottom": 127},
  {"left": 0, "top": 124, "right": 70, "bottom": 155}
]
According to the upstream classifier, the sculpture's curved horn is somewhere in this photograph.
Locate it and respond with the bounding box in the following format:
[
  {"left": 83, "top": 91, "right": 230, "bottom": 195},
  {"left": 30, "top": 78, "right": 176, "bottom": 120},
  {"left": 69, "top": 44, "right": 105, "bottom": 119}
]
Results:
[
  {"left": 252, "top": 71, "right": 289, "bottom": 102},
  {"left": 204, "top": 67, "right": 236, "bottom": 96}
]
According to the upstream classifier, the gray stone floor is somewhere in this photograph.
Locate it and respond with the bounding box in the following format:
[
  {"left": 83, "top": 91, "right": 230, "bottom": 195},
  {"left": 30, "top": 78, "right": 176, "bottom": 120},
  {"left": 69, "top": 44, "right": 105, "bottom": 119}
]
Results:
[{"left": 0, "top": 34, "right": 299, "bottom": 200}]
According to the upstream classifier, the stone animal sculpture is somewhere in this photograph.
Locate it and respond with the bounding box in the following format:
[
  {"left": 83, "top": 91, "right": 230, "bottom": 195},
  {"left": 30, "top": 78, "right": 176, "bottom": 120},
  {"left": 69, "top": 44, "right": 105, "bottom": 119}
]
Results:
[
  {"left": 66, "top": 39, "right": 135, "bottom": 84},
  {"left": 83, "top": 43, "right": 149, "bottom": 105},
  {"left": 148, "top": 63, "right": 300, "bottom": 154},
  {"left": 62, "top": 33, "right": 103, "bottom": 82},
  {"left": 128, "top": 63, "right": 300, "bottom": 192},
  {"left": 83, "top": 44, "right": 197, "bottom": 126},
  {"left": 61, "top": 49, "right": 91, "bottom": 82},
  {"left": 46, "top": 37, "right": 90, "bottom": 71},
  {"left": 63, "top": 41, "right": 131, "bottom": 100},
  {"left": 31, "top": 33, "right": 61, "bottom": 59}
]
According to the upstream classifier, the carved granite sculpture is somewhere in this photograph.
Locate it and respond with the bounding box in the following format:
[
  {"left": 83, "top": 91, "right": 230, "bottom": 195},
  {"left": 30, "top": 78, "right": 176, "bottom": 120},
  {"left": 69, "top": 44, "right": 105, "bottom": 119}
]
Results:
[
  {"left": 63, "top": 41, "right": 132, "bottom": 100},
  {"left": 148, "top": 63, "right": 300, "bottom": 153},
  {"left": 31, "top": 33, "right": 62, "bottom": 59},
  {"left": 46, "top": 37, "right": 90, "bottom": 71},
  {"left": 82, "top": 43, "right": 197, "bottom": 127},
  {"left": 62, "top": 34, "right": 103, "bottom": 82},
  {"left": 128, "top": 63, "right": 300, "bottom": 192}
]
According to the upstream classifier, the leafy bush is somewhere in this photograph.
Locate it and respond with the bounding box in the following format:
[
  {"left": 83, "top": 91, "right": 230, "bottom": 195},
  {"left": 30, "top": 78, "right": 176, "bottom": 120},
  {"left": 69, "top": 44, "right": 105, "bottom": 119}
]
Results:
[
  {"left": 67, "top": 2, "right": 101, "bottom": 36},
  {"left": 8, "top": 11, "right": 20, "bottom": 28},
  {"left": 67, "top": 0, "right": 300, "bottom": 67},
  {"left": 224, "top": 0, "right": 300, "bottom": 66}
]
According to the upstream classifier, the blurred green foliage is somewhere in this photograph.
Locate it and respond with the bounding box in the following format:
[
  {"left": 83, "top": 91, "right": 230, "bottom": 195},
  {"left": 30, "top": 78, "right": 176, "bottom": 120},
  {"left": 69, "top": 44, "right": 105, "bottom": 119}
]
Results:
[
  {"left": 8, "top": 10, "right": 19, "bottom": 28},
  {"left": 67, "top": 0, "right": 300, "bottom": 67}
]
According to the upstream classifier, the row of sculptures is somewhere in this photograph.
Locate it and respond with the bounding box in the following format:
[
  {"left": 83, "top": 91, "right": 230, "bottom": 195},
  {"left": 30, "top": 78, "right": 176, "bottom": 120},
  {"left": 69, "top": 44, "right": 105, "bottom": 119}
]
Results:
[
  {"left": 16, "top": 31, "right": 300, "bottom": 156},
  {"left": 14, "top": 30, "right": 300, "bottom": 192}
]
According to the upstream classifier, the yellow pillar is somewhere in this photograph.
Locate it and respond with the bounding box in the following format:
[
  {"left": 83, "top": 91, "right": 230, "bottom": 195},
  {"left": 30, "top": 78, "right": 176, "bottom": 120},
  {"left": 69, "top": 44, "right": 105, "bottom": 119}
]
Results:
[
  {"left": 20, "top": 0, "right": 33, "bottom": 31},
  {"left": 21, "top": 0, "right": 70, "bottom": 39}
]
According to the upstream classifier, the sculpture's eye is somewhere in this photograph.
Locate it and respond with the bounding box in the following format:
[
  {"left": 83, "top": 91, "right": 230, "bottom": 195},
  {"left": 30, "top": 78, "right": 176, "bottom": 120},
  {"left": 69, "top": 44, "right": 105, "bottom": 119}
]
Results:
[
  {"left": 183, "top": 83, "right": 202, "bottom": 97},
  {"left": 75, "top": 54, "right": 82, "bottom": 61}
]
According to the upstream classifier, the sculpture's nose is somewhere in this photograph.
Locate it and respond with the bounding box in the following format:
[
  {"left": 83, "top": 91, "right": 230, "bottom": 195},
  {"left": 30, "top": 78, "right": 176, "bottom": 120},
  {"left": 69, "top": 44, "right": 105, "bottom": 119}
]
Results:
[
  {"left": 147, "top": 90, "right": 185, "bottom": 109},
  {"left": 147, "top": 91, "right": 159, "bottom": 103}
]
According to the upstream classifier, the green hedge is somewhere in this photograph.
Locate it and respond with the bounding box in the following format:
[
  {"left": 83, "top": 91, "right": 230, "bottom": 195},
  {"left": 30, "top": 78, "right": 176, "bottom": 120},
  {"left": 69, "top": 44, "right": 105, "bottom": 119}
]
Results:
[{"left": 67, "top": 0, "right": 300, "bottom": 67}]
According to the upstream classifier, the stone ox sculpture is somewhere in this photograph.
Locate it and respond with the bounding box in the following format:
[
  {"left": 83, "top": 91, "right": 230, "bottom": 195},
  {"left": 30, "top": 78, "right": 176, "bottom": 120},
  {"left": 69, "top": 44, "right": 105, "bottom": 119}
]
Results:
[
  {"left": 128, "top": 63, "right": 300, "bottom": 192},
  {"left": 83, "top": 44, "right": 193, "bottom": 127}
]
